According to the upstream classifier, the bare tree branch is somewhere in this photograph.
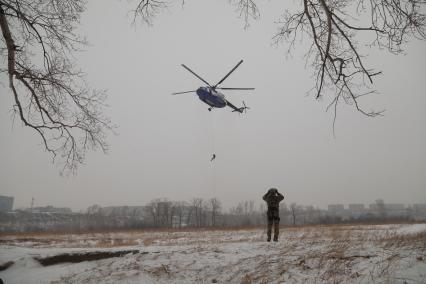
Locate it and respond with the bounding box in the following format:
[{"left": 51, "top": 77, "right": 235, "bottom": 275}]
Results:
[
  {"left": 131, "top": 0, "right": 188, "bottom": 25},
  {"left": 0, "top": 0, "right": 114, "bottom": 173},
  {"left": 132, "top": 0, "right": 170, "bottom": 25},
  {"left": 273, "top": 0, "right": 425, "bottom": 118},
  {"left": 230, "top": 0, "right": 260, "bottom": 29}
]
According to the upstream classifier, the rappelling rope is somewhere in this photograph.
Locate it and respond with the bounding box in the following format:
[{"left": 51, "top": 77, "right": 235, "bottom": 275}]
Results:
[{"left": 209, "top": 110, "right": 217, "bottom": 196}]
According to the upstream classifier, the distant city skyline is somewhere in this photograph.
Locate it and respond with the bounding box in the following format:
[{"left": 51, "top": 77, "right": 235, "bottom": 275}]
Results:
[{"left": 5, "top": 194, "right": 426, "bottom": 213}]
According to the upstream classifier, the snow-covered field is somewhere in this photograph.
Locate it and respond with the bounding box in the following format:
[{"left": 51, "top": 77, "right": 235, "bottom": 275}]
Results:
[{"left": 1, "top": 223, "right": 425, "bottom": 283}]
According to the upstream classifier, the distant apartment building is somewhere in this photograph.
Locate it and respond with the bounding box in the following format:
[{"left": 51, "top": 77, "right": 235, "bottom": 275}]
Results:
[
  {"left": 0, "top": 195, "right": 14, "bottom": 212},
  {"left": 328, "top": 204, "right": 345, "bottom": 214},
  {"left": 327, "top": 204, "right": 349, "bottom": 219},
  {"left": 32, "top": 206, "right": 72, "bottom": 214},
  {"left": 384, "top": 204, "right": 406, "bottom": 217},
  {"left": 368, "top": 202, "right": 407, "bottom": 217},
  {"left": 413, "top": 204, "right": 426, "bottom": 219},
  {"left": 100, "top": 206, "right": 146, "bottom": 217},
  {"left": 325, "top": 202, "right": 413, "bottom": 220},
  {"left": 413, "top": 204, "right": 426, "bottom": 211},
  {"left": 348, "top": 204, "right": 366, "bottom": 218},
  {"left": 369, "top": 202, "right": 384, "bottom": 215},
  {"left": 348, "top": 204, "right": 365, "bottom": 211}
]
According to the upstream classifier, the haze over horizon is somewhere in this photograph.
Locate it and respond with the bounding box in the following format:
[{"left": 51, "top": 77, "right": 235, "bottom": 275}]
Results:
[{"left": 1, "top": 0, "right": 425, "bottom": 212}]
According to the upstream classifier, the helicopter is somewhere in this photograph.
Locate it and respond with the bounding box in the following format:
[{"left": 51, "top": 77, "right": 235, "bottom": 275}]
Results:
[{"left": 172, "top": 60, "right": 254, "bottom": 113}]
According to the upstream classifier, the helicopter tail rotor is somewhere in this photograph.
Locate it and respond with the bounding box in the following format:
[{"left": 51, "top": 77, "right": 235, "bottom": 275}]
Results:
[{"left": 232, "top": 101, "right": 250, "bottom": 114}]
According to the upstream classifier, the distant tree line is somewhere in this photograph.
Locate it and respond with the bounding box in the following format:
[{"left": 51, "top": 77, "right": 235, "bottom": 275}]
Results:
[{"left": 0, "top": 197, "right": 423, "bottom": 233}]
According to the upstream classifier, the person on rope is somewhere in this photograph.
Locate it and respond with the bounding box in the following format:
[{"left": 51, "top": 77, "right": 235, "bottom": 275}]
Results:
[
  {"left": 210, "top": 153, "right": 216, "bottom": 162},
  {"left": 262, "top": 188, "right": 284, "bottom": 242}
]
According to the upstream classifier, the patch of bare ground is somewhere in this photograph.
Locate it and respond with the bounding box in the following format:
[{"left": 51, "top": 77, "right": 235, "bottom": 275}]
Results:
[
  {"left": 0, "top": 260, "right": 14, "bottom": 271},
  {"left": 35, "top": 250, "right": 141, "bottom": 266}
]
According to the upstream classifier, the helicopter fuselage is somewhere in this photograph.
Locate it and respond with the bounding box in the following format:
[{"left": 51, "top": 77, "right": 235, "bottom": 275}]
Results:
[{"left": 196, "top": 87, "right": 227, "bottom": 108}]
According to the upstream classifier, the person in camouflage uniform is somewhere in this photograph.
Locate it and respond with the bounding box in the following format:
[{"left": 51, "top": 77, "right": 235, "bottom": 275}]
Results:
[{"left": 263, "top": 188, "right": 284, "bottom": 242}]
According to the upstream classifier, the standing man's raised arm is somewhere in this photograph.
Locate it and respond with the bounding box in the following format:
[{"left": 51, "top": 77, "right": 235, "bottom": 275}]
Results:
[
  {"left": 263, "top": 191, "right": 270, "bottom": 201},
  {"left": 277, "top": 192, "right": 284, "bottom": 202}
]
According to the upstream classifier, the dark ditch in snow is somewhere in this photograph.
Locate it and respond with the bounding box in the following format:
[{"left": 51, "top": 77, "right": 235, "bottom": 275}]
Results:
[
  {"left": 0, "top": 261, "right": 14, "bottom": 271},
  {"left": 34, "top": 249, "right": 143, "bottom": 266}
]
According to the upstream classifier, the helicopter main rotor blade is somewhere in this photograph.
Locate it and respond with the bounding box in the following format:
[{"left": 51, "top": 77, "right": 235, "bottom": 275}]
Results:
[
  {"left": 214, "top": 59, "right": 244, "bottom": 88},
  {"left": 216, "top": 87, "right": 255, "bottom": 90},
  {"left": 172, "top": 90, "right": 197, "bottom": 95},
  {"left": 181, "top": 64, "right": 212, "bottom": 87}
]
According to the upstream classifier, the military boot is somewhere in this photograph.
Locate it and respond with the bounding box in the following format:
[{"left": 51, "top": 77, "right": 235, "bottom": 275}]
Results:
[
  {"left": 267, "top": 221, "right": 273, "bottom": 242},
  {"left": 273, "top": 222, "right": 279, "bottom": 241}
]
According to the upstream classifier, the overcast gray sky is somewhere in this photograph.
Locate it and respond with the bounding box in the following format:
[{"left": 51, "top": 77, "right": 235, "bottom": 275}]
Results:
[{"left": 1, "top": 0, "right": 425, "bottom": 211}]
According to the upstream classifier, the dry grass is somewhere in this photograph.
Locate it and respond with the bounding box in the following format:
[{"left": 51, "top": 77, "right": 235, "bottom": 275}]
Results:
[
  {"left": 2, "top": 220, "right": 422, "bottom": 238},
  {"left": 240, "top": 273, "right": 253, "bottom": 284},
  {"left": 95, "top": 239, "right": 139, "bottom": 248},
  {"left": 0, "top": 225, "right": 265, "bottom": 238},
  {"left": 1, "top": 225, "right": 265, "bottom": 248},
  {"left": 377, "top": 231, "right": 426, "bottom": 249},
  {"left": 2, "top": 223, "right": 425, "bottom": 252},
  {"left": 142, "top": 238, "right": 156, "bottom": 246}
]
